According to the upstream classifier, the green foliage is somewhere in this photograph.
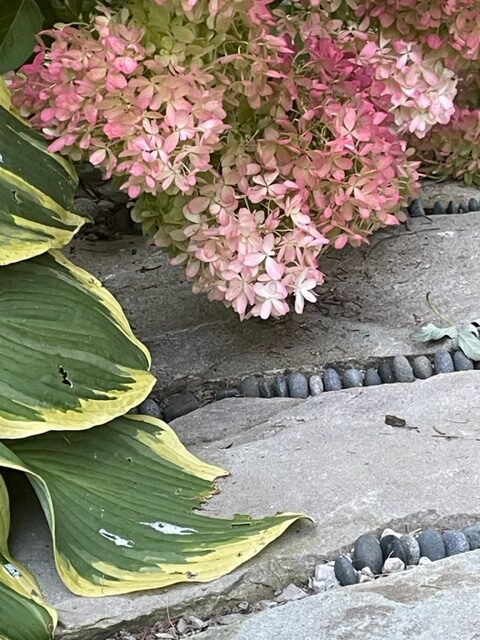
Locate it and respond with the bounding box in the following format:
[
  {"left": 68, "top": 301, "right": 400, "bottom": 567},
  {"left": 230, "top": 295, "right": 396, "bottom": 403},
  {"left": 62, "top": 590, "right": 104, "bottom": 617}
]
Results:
[
  {"left": 0, "top": 78, "right": 305, "bottom": 638},
  {"left": 0, "top": 0, "right": 43, "bottom": 73}
]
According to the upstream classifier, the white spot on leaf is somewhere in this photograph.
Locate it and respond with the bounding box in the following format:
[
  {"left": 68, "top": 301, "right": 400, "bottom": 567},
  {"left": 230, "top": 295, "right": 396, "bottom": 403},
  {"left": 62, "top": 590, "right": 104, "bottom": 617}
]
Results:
[
  {"left": 99, "top": 528, "right": 134, "bottom": 547},
  {"left": 139, "top": 521, "right": 197, "bottom": 535},
  {"left": 3, "top": 563, "right": 21, "bottom": 578}
]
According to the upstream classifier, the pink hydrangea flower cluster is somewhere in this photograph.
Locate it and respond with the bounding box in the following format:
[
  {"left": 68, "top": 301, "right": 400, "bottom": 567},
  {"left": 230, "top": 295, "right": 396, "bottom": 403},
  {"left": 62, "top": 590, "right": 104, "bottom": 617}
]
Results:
[
  {"left": 10, "top": 0, "right": 424, "bottom": 319},
  {"left": 357, "top": 38, "right": 457, "bottom": 138},
  {"left": 355, "top": 0, "right": 480, "bottom": 69}
]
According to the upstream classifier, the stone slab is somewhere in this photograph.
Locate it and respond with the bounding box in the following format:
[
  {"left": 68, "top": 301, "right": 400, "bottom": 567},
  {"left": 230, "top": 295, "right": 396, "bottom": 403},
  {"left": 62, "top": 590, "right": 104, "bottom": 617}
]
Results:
[
  {"left": 70, "top": 212, "right": 480, "bottom": 397},
  {"left": 199, "top": 550, "right": 480, "bottom": 640},
  {"left": 9, "top": 372, "right": 480, "bottom": 638}
]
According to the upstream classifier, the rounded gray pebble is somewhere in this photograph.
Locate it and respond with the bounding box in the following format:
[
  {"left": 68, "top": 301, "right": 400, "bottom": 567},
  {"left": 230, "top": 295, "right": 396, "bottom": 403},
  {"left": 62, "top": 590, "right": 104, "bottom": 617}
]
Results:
[
  {"left": 334, "top": 556, "right": 359, "bottom": 586},
  {"left": 458, "top": 202, "right": 469, "bottom": 213},
  {"left": 453, "top": 350, "right": 474, "bottom": 371},
  {"left": 417, "top": 529, "right": 446, "bottom": 561},
  {"left": 240, "top": 375, "right": 260, "bottom": 397},
  {"left": 287, "top": 372, "right": 309, "bottom": 399},
  {"left": 433, "top": 201, "right": 446, "bottom": 215},
  {"left": 380, "top": 535, "right": 407, "bottom": 564},
  {"left": 342, "top": 368, "right": 363, "bottom": 388},
  {"left": 163, "top": 391, "right": 200, "bottom": 421},
  {"left": 364, "top": 368, "right": 382, "bottom": 386},
  {"left": 412, "top": 356, "right": 433, "bottom": 379},
  {"left": 260, "top": 380, "right": 275, "bottom": 398},
  {"left": 400, "top": 534, "right": 420, "bottom": 565},
  {"left": 274, "top": 375, "right": 289, "bottom": 397},
  {"left": 323, "top": 368, "right": 342, "bottom": 391},
  {"left": 392, "top": 355, "right": 415, "bottom": 382},
  {"left": 215, "top": 388, "right": 240, "bottom": 400},
  {"left": 468, "top": 197, "right": 480, "bottom": 211},
  {"left": 309, "top": 374, "right": 324, "bottom": 396},
  {"left": 464, "top": 522, "right": 480, "bottom": 550},
  {"left": 433, "top": 350, "right": 454, "bottom": 374},
  {"left": 442, "top": 530, "right": 470, "bottom": 556},
  {"left": 138, "top": 398, "right": 163, "bottom": 419},
  {"left": 409, "top": 199, "right": 425, "bottom": 218},
  {"left": 378, "top": 362, "right": 395, "bottom": 384},
  {"left": 446, "top": 201, "right": 457, "bottom": 214},
  {"left": 353, "top": 533, "right": 383, "bottom": 574}
]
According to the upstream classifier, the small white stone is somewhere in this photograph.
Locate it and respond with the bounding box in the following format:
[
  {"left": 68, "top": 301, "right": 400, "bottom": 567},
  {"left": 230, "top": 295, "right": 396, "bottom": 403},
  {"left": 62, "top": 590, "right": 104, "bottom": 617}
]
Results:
[
  {"left": 360, "top": 566, "right": 375, "bottom": 579},
  {"left": 359, "top": 574, "right": 372, "bottom": 583},
  {"left": 419, "top": 556, "right": 433, "bottom": 565},
  {"left": 382, "top": 557, "right": 405, "bottom": 574},
  {"left": 275, "top": 583, "right": 307, "bottom": 603},
  {"left": 310, "top": 564, "right": 339, "bottom": 593},
  {"left": 381, "top": 528, "right": 401, "bottom": 539}
]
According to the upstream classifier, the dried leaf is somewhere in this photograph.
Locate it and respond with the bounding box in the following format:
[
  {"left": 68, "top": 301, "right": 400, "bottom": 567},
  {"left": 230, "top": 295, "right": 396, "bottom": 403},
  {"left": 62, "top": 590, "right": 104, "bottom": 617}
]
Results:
[
  {"left": 457, "top": 324, "right": 480, "bottom": 361},
  {"left": 411, "top": 323, "right": 458, "bottom": 343}
]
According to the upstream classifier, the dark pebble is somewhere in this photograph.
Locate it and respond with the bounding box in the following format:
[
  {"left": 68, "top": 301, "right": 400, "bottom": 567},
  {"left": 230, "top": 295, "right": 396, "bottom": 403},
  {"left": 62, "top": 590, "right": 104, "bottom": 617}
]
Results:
[
  {"left": 433, "top": 201, "right": 446, "bottom": 215},
  {"left": 309, "top": 374, "right": 324, "bottom": 395},
  {"left": 364, "top": 368, "right": 382, "bottom": 386},
  {"left": 453, "top": 350, "right": 474, "bottom": 371},
  {"left": 287, "top": 372, "right": 309, "bottom": 399},
  {"left": 138, "top": 397, "right": 163, "bottom": 419},
  {"left": 400, "top": 534, "right": 420, "bottom": 565},
  {"left": 392, "top": 355, "right": 415, "bottom": 383},
  {"left": 442, "top": 530, "right": 470, "bottom": 556},
  {"left": 412, "top": 356, "right": 433, "bottom": 379},
  {"left": 468, "top": 197, "right": 480, "bottom": 211},
  {"left": 163, "top": 391, "right": 200, "bottom": 421},
  {"left": 475, "top": 361, "right": 480, "bottom": 370},
  {"left": 446, "top": 201, "right": 457, "bottom": 214},
  {"left": 353, "top": 533, "right": 383, "bottom": 574},
  {"left": 458, "top": 202, "right": 469, "bottom": 213},
  {"left": 260, "top": 380, "right": 275, "bottom": 398},
  {"left": 464, "top": 522, "right": 480, "bottom": 550},
  {"left": 378, "top": 362, "right": 395, "bottom": 384},
  {"left": 274, "top": 375, "right": 289, "bottom": 397},
  {"left": 215, "top": 388, "right": 240, "bottom": 400},
  {"left": 334, "top": 556, "right": 359, "bottom": 586},
  {"left": 342, "top": 368, "right": 363, "bottom": 388},
  {"left": 433, "top": 350, "right": 454, "bottom": 374},
  {"left": 417, "top": 529, "right": 446, "bottom": 561},
  {"left": 409, "top": 199, "right": 425, "bottom": 217},
  {"left": 323, "top": 368, "right": 342, "bottom": 391},
  {"left": 380, "top": 535, "right": 408, "bottom": 564},
  {"left": 239, "top": 375, "right": 260, "bottom": 397}
]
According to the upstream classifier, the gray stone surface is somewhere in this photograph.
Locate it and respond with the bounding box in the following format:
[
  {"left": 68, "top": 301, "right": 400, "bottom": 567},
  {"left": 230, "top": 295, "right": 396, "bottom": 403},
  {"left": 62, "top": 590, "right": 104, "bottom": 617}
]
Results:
[
  {"left": 10, "top": 373, "right": 480, "bottom": 639},
  {"left": 198, "top": 551, "right": 480, "bottom": 640},
  {"left": 70, "top": 212, "right": 480, "bottom": 395}
]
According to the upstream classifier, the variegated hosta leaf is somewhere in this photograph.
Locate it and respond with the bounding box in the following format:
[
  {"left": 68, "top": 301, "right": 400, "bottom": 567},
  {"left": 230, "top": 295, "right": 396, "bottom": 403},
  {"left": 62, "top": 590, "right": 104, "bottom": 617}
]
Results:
[
  {"left": 1, "top": 416, "right": 307, "bottom": 596},
  {"left": 0, "top": 474, "right": 56, "bottom": 640},
  {"left": 0, "top": 251, "right": 155, "bottom": 439},
  {"left": 0, "top": 98, "right": 85, "bottom": 265}
]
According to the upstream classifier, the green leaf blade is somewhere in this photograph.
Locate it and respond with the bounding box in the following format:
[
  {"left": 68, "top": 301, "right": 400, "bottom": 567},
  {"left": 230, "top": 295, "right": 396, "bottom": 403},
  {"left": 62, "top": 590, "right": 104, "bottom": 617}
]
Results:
[
  {"left": 3, "top": 417, "right": 307, "bottom": 596},
  {"left": 0, "top": 0, "right": 43, "bottom": 74},
  {"left": 0, "top": 474, "right": 56, "bottom": 640},
  {"left": 0, "top": 102, "right": 85, "bottom": 265},
  {"left": 0, "top": 252, "right": 155, "bottom": 438}
]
